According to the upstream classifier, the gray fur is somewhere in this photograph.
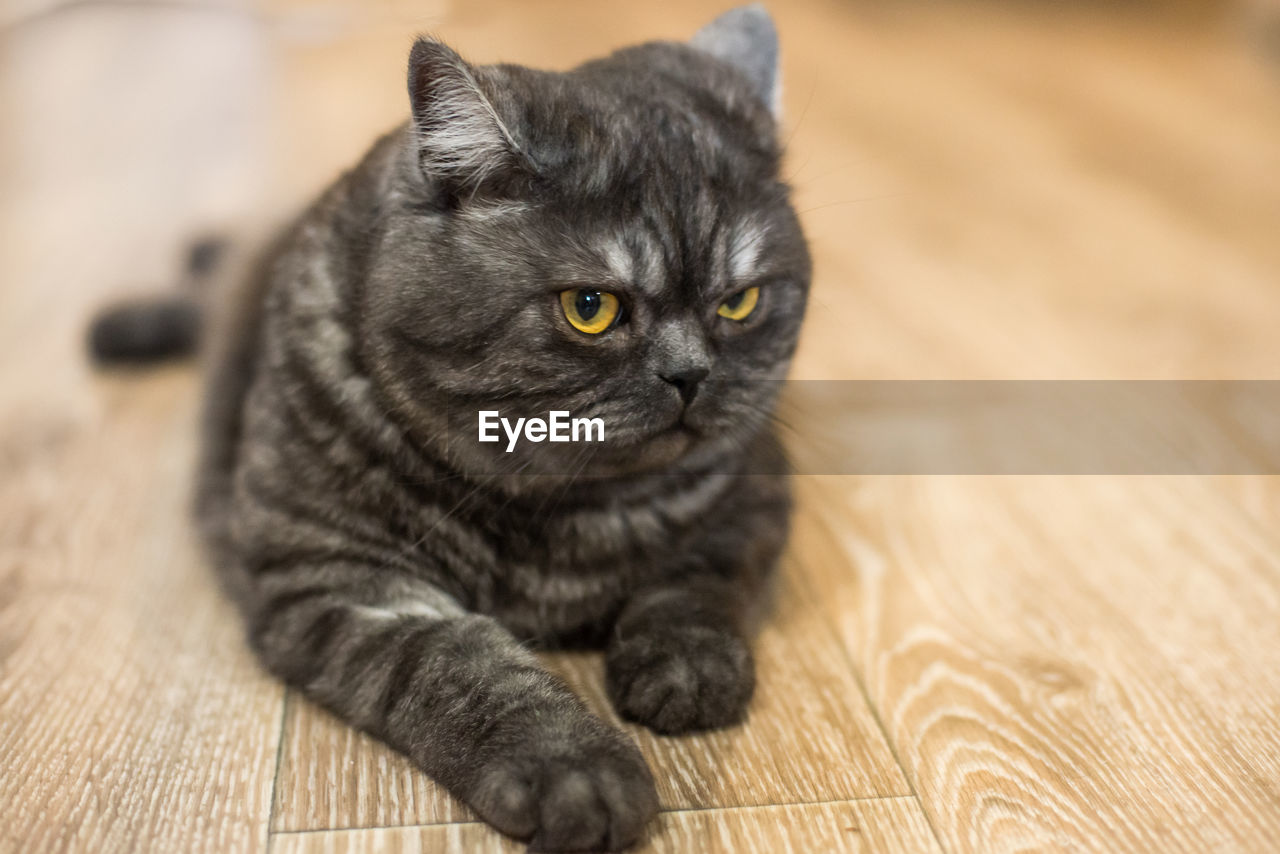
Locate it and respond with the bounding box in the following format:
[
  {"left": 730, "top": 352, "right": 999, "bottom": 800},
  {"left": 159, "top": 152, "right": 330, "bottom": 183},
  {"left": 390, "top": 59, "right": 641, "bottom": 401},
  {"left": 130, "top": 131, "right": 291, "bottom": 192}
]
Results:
[
  {"left": 194, "top": 7, "right": 809, "bottom": 851},
  {"left": 691, "top": 4, "right": 781, "bottom": 118}
]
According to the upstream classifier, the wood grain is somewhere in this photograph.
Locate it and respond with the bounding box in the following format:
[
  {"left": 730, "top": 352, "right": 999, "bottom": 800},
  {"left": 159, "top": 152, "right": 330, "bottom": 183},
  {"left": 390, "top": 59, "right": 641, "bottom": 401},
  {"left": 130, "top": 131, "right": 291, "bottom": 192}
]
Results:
[
  {"left": 273, "top": 561, "right": 909, "bottom": 830},
  {"left": 1, "top": 8, "right": 283, "bottom": 854},
  {"left": 0, "top": 369, "right": 285, "bottom": 854},
  {"left": 794, "top": 475, "right": 1280, "bottom": 853},
  {"left": 270, "top": 798, "right": 942, "bottom": 854},
  {"left": 771, "top": 5, "right": 1280, "bottom": 851}
]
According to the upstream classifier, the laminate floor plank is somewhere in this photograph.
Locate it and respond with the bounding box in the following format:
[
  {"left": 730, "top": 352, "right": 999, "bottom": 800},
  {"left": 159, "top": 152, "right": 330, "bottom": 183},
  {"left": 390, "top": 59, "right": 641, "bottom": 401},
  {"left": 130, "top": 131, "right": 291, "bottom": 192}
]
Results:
[
  {"left": 269, "top": 797, "right": 942, "bottom": 854},
  {"left": 794, "top": 475, "right": 1280, "bottom": 854},
  {"left": 273, "top": 560, "right": 910, "bottom": 830}
]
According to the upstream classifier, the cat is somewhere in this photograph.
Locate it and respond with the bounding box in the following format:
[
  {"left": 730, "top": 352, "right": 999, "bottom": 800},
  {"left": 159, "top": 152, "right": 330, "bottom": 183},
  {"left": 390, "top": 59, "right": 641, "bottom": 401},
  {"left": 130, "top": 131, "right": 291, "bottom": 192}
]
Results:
[{"left": 91, "top": 5, "right": 811, "bottom": 850}]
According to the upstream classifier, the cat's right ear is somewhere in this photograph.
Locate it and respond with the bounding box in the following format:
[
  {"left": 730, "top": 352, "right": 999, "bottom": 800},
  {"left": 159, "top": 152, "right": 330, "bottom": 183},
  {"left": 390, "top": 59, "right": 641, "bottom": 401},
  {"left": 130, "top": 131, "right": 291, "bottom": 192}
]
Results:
[
  {"left": 691, "top": 5, "right": 781, "bottom": 119},
  {"left": 407, "top": 38, "right": 526, "bottom": 192}
]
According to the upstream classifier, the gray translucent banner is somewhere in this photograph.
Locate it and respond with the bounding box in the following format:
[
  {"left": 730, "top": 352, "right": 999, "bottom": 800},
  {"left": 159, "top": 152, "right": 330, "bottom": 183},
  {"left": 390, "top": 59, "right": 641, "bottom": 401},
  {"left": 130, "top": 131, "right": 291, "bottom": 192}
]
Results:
[
  {"left": 445, "top": 381, "right": 1280, "bottom": 475},
  {"left": 778, "top": 381, "right": 1280, "bottom": 474}
]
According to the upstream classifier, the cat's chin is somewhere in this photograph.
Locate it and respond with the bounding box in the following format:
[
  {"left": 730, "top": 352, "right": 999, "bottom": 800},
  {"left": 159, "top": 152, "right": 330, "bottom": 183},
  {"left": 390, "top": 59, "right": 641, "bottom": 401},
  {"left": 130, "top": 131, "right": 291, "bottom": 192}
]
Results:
[
  {"left": 622, "top": 424, "right": 699, "bottom": 469},
  {"left": 569, "top": 424, "right": 702, "bottom": 478},
  {"left": 603, "top": 411, "right": 760, "bottom": 476},
  {"left": 561, "top": 425, "right": 699, "bottom": 478}
]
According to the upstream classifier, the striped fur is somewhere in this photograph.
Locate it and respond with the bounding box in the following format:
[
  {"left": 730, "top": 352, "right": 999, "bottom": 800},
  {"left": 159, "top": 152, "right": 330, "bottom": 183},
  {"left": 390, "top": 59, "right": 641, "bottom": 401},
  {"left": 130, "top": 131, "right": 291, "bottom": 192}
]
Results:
[{"left": 197, "top": 8, "right": 808, "bottom": 851}]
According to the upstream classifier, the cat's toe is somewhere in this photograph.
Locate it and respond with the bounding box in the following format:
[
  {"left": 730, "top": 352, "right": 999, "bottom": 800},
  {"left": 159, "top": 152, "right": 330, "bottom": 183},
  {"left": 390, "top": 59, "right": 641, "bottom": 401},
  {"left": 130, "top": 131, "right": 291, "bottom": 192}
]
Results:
[
  {"left": 472, "top": 765, "right": 540, "bottom": 841},
  {"left": 606, "top": 627, "right": 755, "bottom": 734},
  {"left": 471, "top": 736, "right": 657, "bottom": 852}
]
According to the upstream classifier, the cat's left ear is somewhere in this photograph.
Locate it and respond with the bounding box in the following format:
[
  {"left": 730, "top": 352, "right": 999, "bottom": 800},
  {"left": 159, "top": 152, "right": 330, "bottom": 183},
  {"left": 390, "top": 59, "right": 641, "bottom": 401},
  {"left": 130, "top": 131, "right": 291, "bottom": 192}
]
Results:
[
  {"left": 407, "top": 38, "right": 528, "bottom": 191},
  {"left": 691, "top": 4, "right": 781, "bottom": 119}
]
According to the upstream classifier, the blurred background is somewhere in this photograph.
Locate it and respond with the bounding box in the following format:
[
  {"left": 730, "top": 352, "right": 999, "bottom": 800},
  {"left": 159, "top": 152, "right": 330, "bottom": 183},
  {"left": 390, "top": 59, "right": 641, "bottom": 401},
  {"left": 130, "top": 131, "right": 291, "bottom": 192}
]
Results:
[{"left": 3, "top": 0, "right": 1279, "bottom": 393}]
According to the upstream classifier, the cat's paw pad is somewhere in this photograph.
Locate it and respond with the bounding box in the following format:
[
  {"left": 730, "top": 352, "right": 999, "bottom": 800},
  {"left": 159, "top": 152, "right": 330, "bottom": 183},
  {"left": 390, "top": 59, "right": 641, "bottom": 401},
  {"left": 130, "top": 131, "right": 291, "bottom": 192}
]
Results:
[
  {"left": 471, "top": 736, "right": 657, "bottom": 852},
  {"left": 606, "top": 627, "right": 755, "bottom": 734}
]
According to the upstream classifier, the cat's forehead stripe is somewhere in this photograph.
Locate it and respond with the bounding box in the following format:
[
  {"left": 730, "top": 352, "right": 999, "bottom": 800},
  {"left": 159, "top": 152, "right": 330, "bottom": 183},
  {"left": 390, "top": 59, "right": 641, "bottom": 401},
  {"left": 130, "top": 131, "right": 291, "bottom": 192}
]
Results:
[
  {"left": 593, "top": 219, "right": 768, "bottom": 293},
  {"left": 728, "top": 221, "right": 767, "bottom": 283},
  {"left": 595, "top": 231, "right": 664, "bottom": 294},
  {"left": 459, "top": 201, "right": 533, "bottom": 221},
  {"left": 598, "top": 235, "right": 634, "bottom": 284}
]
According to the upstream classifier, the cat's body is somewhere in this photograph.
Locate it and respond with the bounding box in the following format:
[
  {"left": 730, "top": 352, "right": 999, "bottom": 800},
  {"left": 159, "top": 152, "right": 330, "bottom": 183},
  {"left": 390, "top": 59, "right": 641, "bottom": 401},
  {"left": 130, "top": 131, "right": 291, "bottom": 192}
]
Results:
[
  {"left": 199, "top": 127, "right": 792, "bottom": 646},
  {"left": 99, "top": 7, "right": 811, "bottom": 850}
]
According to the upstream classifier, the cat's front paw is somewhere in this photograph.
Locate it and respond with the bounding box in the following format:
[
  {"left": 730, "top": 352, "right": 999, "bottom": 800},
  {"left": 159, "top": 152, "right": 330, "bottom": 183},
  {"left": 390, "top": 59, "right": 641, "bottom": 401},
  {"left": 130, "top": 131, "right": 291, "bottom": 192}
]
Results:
[
  {"left": 606, "top": 626, "right": 755, "bottom": 735},
  {"left": 470, "top": 726, "right": 658, "bottom": 852}
]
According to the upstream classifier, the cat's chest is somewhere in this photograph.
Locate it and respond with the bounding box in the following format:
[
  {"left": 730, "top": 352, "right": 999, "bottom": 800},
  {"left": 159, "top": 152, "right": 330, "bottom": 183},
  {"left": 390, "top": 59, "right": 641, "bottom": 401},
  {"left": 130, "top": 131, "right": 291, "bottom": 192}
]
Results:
[
  {"left": 498, "top": 472, "right": 732, "bottom": 574},
  {"left": 456, "top": 474, "right": 734, "bottom": 636},
  {"left": 496, "top": 501, "right": 687, "bottom": 595}
]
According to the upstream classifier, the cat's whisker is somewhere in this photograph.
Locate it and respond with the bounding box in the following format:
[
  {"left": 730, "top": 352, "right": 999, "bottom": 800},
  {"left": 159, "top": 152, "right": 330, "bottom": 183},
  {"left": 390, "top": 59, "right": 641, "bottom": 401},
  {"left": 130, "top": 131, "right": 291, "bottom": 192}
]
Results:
[
  {"left": 790, "top": 160, "right": 871, "bottom": 189},
  {"left": 780, "top": 77, "right": 820, "bottom": 154},
  {"left": 798, "top": 191, "right": 910, "bottom": 215}
]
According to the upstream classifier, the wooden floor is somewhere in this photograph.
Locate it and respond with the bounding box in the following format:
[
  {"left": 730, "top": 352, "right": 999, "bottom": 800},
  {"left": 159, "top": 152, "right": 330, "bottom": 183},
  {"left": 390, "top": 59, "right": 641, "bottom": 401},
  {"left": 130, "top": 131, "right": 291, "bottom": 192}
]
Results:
[{"left": 3, "top": 1, "right": 1280, "bottom": 852}]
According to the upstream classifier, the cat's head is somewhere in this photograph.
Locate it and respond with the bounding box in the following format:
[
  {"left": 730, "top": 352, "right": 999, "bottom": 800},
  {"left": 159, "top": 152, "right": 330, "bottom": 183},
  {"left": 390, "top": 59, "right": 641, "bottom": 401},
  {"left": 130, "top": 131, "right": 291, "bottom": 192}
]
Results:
[{"left": 361, "top": 5, "right": 810, "bottom": 480}]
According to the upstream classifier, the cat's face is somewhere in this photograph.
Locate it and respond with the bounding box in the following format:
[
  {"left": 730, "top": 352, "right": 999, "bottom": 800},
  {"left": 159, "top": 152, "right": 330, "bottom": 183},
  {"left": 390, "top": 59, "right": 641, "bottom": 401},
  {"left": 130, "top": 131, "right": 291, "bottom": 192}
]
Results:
[{"left": 361, "top": 12, "right": 810, "bottom": 480}]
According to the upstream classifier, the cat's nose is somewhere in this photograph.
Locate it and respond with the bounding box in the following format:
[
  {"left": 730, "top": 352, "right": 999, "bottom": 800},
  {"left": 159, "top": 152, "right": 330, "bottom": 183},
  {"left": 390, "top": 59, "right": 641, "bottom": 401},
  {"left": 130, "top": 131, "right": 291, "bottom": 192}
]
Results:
[{"left": 659, "top": 366, "right": 710, "bottom": 405}]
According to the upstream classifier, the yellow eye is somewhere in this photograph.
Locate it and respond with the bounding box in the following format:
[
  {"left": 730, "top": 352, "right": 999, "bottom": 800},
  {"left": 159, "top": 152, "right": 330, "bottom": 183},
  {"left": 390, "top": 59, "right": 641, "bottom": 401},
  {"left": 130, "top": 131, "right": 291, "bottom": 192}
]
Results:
[
  {"left": 717, "top": 286, "right": 760, "bottom": 321},
  {"left": 560, "top": 288, "right": 621, "bottom": 335}
]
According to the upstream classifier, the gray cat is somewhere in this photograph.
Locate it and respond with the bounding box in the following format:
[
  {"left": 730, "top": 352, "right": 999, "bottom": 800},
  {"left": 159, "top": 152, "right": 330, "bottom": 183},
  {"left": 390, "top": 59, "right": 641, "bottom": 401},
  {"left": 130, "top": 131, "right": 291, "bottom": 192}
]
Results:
[{"left": 91, "top": 5, "right": 810, "bottom": 850}]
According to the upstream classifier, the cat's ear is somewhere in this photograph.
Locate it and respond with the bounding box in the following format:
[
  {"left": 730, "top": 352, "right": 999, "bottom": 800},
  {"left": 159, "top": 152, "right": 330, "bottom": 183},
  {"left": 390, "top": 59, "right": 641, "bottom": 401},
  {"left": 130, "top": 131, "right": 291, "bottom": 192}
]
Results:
[
  {"left": 691, "top": 4, "right": 781, "bottom": 118},
  {"left": 407, "top": 38, "right": 526, "bottom": 190}
]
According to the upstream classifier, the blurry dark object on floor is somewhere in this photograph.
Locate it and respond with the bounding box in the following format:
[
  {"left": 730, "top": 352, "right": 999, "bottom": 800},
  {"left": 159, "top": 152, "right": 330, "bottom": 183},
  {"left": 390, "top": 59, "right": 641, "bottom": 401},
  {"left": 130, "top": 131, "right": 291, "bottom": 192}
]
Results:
[
  {"left": 87, "top": 238, "right": 225, "bottom": 365},
  {"left": 88, "top": 295, "right": 202, "bottom": 364}
]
